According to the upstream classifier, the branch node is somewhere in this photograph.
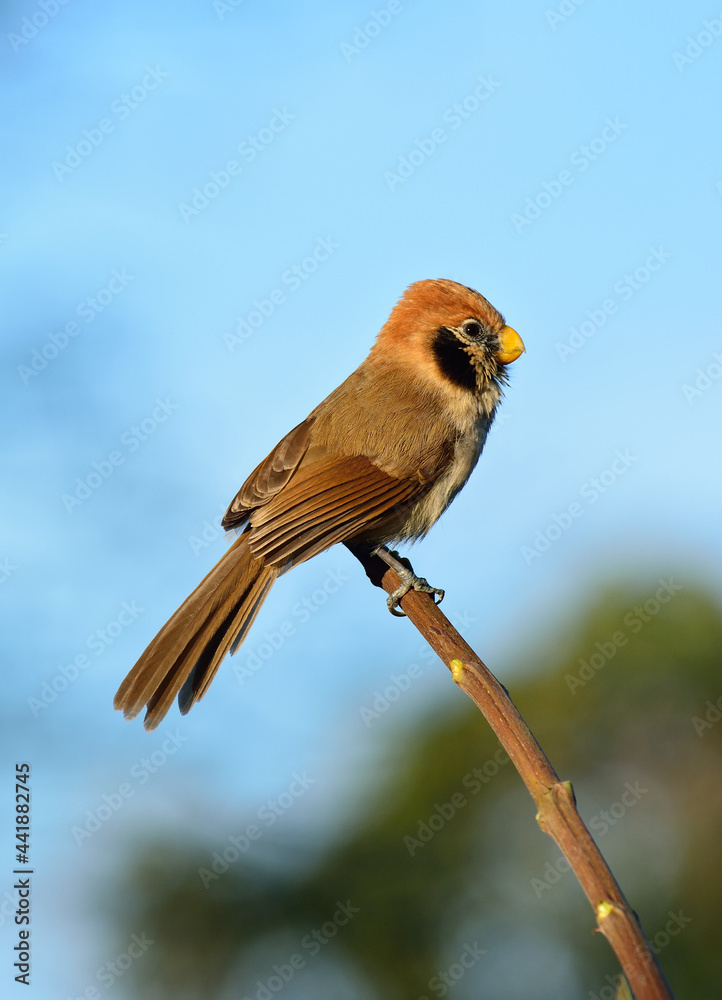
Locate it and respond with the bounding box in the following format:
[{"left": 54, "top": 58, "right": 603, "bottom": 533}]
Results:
[
  {"left": 449, "top": 658, "right": 465, "bottom": 683},
  {"left": 597, "top": 901, "right": 617, "bottom": 922},
  {"left": 536, "top": 779, "right": 576, "bottom": 832}
]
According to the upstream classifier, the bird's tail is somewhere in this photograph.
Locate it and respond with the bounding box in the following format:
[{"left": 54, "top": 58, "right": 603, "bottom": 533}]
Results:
[{"left": 114, "top": 531, "right": 277, "bottom": 730}]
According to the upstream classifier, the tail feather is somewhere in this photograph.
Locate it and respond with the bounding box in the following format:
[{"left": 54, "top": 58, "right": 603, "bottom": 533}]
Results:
[
  {"left": 113, "top": 533, "right": 278, "bottom": 730},
  {"left": 178, "top": 567, "right": 276, "bottom": 713}
]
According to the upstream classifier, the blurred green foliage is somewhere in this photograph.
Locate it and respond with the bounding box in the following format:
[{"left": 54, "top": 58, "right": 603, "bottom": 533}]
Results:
[{"left": 109, "top": 580, "right": 722, "bottom": 999}]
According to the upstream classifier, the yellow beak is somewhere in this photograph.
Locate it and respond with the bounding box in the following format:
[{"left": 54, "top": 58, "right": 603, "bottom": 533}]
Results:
[{"left": 496, "top": 325, "right": 526, "bottom": 365}]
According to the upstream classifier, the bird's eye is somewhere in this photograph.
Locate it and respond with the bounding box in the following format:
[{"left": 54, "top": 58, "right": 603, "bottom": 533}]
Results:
[{"left": 463, "top": 320, "right": 483, "bottom": 339}]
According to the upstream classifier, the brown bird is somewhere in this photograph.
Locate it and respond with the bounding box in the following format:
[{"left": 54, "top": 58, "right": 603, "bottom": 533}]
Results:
[{"left": 114, "top": 279, "right": 525, "bottom": 730}]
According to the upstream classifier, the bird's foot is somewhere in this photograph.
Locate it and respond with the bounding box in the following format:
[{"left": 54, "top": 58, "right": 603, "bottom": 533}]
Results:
[{"left": 374, "top": 548, "right": 445, "bottom": 617}]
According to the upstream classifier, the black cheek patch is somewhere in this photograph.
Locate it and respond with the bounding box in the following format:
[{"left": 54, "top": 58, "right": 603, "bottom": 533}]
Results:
[{"left": 432, "top": 326, "right": 477, "bottom": 392}]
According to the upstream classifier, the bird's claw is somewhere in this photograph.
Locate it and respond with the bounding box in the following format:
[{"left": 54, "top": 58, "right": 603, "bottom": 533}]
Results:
[
  {"left": 369, "top": 546, "right": 445, "bottom": 617},
  {"left": 386, "top": 577, "right": 445, "bottom": 617}
]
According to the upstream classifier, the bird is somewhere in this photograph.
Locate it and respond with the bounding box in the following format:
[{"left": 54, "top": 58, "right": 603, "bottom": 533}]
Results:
[{"left": 114, "top": 278, "right": 525, "bottom": 730}]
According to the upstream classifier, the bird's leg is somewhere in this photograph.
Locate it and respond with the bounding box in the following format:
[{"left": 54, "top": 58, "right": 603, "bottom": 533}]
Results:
[
  {"left": 372, "top": 546, "right": 445, "bottom": 617},
  {"left": 344, "top": 541, "right": 445, "bottom": 617}
]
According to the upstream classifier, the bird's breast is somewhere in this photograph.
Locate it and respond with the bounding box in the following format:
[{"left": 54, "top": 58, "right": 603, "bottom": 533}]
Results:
[{"left": 398, "top": 410, "right": 491, "bottom": 541}]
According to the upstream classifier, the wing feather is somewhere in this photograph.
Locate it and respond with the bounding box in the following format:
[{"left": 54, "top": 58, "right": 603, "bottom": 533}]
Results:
[
  {"left": 222, "top": 418, "right": 314, "bottom": 529},
  {"left": 247, "top": 455, "right": 422, "bottom": 566}
]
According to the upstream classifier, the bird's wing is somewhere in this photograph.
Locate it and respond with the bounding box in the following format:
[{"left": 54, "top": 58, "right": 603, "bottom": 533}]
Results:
[
  {"left": 246, "top": 453, "right": 429, "bottom": 568},
  {"left": 222, "top": 417, "right": 315, "bottom": 529}
]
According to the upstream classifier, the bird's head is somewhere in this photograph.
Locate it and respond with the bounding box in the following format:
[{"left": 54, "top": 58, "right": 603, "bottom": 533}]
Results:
[{"left": 373, "top": 278, "right": 525, "bottom": 404}]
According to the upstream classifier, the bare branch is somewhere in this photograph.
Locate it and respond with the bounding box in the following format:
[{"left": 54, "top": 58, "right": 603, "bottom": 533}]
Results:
[{"left": 353, "top": 547, "right": 675, "bottom": 1000}]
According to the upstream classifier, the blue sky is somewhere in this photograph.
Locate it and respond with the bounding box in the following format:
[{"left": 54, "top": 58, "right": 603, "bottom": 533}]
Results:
[{"left": 1, "top": 1, "right": 721, "bottom": 996}]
